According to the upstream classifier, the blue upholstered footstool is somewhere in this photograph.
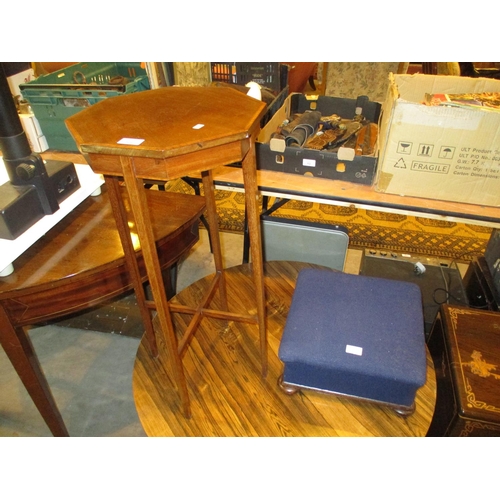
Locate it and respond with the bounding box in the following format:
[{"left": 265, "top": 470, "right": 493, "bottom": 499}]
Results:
[{"left": 278, "top": 269, "right": 427, "bottom": 415}]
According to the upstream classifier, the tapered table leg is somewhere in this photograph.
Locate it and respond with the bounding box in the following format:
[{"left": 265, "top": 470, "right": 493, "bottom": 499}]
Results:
[
  {"left": 0, "top": 305, "right": 69, "bottom": 437},
  {"left": 201, "top": 169, "right": 228, "bottom": 309},
  {"left": 241, "top": 131, "right": 268, "bottom": 377},
  {"left": 119, "top": 157, "right": 192, "bottom": 418},
  {"left": 105, "top": 176, "right": 158, "bottom": 357}
]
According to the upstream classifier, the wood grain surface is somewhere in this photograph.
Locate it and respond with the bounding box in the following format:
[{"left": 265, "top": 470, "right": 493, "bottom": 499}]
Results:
[
  {"left": 132, "top": 261, "right": 437, "bottom": 437},
  {"left": 0, "top": 187, "right": 205, "bottom": 326}
]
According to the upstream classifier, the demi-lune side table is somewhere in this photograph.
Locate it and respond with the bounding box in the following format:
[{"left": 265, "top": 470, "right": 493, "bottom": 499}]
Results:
[
  {"left": 0, "top": 187, "right": 205, "bottom": 436},
  {"left": 66, "top": 86, "right": 268, "bottom": 418}
]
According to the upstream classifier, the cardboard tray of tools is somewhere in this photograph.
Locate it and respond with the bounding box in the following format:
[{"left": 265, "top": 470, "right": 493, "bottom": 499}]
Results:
[{"left": 256, "top": 93, "right": 381, "bottom": 185}]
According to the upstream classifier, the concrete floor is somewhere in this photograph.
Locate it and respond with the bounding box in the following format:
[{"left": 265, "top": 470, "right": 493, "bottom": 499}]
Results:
[
  {"left": 0, "top": 229, "right": 236, "bottom": 437},
  {"left": 2, "top": 229, "right": 366, "bottom": 437}
]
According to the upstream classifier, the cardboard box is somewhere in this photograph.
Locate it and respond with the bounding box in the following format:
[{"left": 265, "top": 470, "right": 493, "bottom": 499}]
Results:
[
  {"left": 257, "top": 93, "right": 381, "bottom": 185},
  {"left": 376, "top": 73, "right": 500, "bottom": 207},
  {"left": 6, "top": 67, "right": 35, "bottom": 97},
  {"left": 19, "top": 113, "right": 48, "bottom": 153}
]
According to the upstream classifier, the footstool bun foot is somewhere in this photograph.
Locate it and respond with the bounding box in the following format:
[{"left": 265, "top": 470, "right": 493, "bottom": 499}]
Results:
[
  {"left": 393, "top": 401, "right": 416, "bottom": 417},
  {"left": 278, "top": 374, "right": 299, "bottom": 395}
]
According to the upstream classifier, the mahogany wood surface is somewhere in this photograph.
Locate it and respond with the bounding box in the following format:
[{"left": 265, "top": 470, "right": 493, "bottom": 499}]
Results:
[
  {"left": 0, "top": 186, "right": 205, "bottom": 436},
  {"left": 428, "top": 305, "right": 500, "bottom": 436},
  {"left": 132, "top": 261, "right": 437, "bottom": 437},
  {"left": 65, "top": 86, "right": 268, "bottom": 419},
  {"left": 65, "top": 87, "right": 263, "bottom": 161},
  {"left": 0, "top": 187, "right": 205, "bottom": 325}
]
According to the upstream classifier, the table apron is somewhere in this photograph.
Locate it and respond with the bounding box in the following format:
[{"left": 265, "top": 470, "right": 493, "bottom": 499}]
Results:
[{"left": 87, "top": 140, "right": 250, "bottom": 181}]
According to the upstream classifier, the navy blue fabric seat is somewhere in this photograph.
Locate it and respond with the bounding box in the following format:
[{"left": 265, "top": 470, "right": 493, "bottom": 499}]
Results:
[{"left": 278, "top": 268, "right": 427, "bottom": 412}]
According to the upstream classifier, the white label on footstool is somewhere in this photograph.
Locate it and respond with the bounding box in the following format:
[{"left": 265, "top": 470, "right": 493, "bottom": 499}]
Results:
[{"left": 346, "top": 345, "right": 363, "bottom": 356}]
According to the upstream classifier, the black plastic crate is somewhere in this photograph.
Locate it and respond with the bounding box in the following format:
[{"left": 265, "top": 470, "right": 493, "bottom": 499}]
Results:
[
  {"left": 211, "top": 62, "right": 286, "bottom": 94},
  {"left": 211, "top": 63, "right": 289, "bottom": 130}
]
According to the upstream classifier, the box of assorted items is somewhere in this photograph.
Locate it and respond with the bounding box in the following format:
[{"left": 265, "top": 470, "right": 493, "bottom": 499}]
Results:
[
  {"left": 256, "top": 93, "right": 381, "bottom": 185},
  {"left": 376, "top": 73, "right": 500, "bottom": 206},
  {"left": 427, "top": 304, "right": 500, "bottom": 436},
  {"left": 19, "top": 62, "right": 150, "bottom": 152}
]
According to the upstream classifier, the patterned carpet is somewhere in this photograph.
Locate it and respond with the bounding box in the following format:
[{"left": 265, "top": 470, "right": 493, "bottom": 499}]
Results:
[{"left": 166, "top": 179, "right": 492, "bottom": 262}]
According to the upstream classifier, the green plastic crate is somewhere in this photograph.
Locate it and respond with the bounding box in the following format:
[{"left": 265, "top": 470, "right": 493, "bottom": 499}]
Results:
[{"left": 20, "top": 62, "right": 150, "bottom": 151}]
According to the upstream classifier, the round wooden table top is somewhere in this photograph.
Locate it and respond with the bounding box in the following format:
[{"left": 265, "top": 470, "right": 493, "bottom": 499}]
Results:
[{"left": 132, "top": 261, "right": 437, "bottom": 437}]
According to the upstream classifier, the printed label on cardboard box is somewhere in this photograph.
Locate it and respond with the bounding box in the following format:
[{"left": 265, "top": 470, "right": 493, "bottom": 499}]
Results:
[{"left": 377, "top": 74, "right": 500, "bottom": 206}]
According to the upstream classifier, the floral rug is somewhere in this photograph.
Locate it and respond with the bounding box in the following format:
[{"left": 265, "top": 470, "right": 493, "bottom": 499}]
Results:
[{"left": 166, "top": 179, "right": 492, "bottom": 262}]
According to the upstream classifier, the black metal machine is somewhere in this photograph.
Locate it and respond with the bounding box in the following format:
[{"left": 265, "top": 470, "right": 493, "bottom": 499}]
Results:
[{"left": 0, "top": 63, "right": 80, "bottom": 240}]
